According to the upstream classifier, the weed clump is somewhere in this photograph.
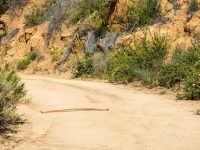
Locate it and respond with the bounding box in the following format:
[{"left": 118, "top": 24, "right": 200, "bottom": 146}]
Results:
[
  {"left": 50, "top": 49, "right": 62, "bottom": 62},
  {"left": 17, "top": 51, "right": 37, "bottom": 70},
  {"left": 71, "top": 53, "right": 109, "bottom": 79},
  {"left": 25, "top": 8, "right": 45, "bottom": 27},
  {"left": 107, "top": 31, "right": 169, "bottom": 84},
  {"left": 0, "top": 69, "right": 27, "bottom": 131},
  {"left": 71, "top": 55, "right": 94, "bottom": 78},
  {"left": 24, "top": 0, "right": 57, "bottom": 28},
  {"left": 187, "top": 0, "right": 198, "bottom": 14},
  {"left": 127, "top": 0, "right": 160, "bottom": 29},
  {"left": 71, "top": 0, "right": 117, "bottom": 32}
]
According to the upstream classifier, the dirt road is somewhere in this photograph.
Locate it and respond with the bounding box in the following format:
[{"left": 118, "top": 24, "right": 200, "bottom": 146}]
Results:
[{"left": 3, "top": 75, "right": 200, "bottom": 150}]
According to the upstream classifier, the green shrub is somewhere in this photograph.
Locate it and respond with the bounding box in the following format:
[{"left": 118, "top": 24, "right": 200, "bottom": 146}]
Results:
[
  {"left": 71, "top": 0, "right": 105, "bottom": 24},
  {"left": 128, "top": 0, "right": 159, "bottom": 26},
  {"left": 159, "top": 90, "right": 167, "bottom": 95},
  {"left": 71, "top": 53, "right": 110, "bottom": 79},
  {"left": 86, "top": 13, "right": 104, "bottom": 33},
  {"left": 177, "top": 42, "right": 200, "bottom": 99},
  {"left": 159, "top": 42, "right": 200, "bottom": 99},
  {"left": 50, "top": 49, "right": 62, "bottom": 62},
  {"left": 70, "top": 0, "right": 117, "bottom": 32},
  {"left": 17, "top": 59, "right": 30, "bottom": 70},
  {"left": 25, "top": 8, "right": 45, "bottom": 27},
  {"left": 71, "top": 55, "right": 94, "bottom": 78},
  {"left": 135, "top": 68, "right": 155, "bottom": 88},
  {"left": 182, "top": 41, "right": 200, "bottom": 65},
  {"left": 25, "top": 0, "right": 57, "bottom": 27},
  {"left": 26, "top": 50, "right": 37, "bottom": 60},
  {"left": 17, "top": 51, "right": 37, "bottom": 70},
  {"left": 158, "top": 63, "right": 186, "bottom": 88},
  {"left": 0, "top": 69, "right": 27, "bottom": 130},
  {"left": 134, "top": 31, "right": 169, "bottom": 68},
  {"left": 106, "top": 49, "right": 136, "bottom": 84},
  {"left": 182, "top": 73, "right": 200, "bottom": 100},
  {"left": 187, "top": 0, "right": 198, "bottom": 14},
  {"left": 107, "top": 31, "right": 169, "bottom": 85}
]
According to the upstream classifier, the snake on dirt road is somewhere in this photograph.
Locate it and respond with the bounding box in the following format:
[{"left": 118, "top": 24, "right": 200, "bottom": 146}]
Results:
[{"left": 40, "top": 108, "right": 109, "bottom": 113}]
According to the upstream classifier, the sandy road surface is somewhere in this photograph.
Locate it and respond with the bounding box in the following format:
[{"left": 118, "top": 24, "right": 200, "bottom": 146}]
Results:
[{"left": 2, "top": 75, "right": 200, "bottom": 150}]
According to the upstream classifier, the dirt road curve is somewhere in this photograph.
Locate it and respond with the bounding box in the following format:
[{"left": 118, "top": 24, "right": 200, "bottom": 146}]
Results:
[{"left": 5, "top": 75, "right": 200, "bottom": 150}]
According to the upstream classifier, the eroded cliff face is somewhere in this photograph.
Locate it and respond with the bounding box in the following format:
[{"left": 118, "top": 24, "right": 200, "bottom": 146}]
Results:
[{"left": 0, "top": 0, "right": 199, "bottom": 75}]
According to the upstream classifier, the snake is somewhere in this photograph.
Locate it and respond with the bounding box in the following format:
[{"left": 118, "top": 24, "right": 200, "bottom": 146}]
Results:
[{"left": 40, "top": 108, "right": 109, "bottom": 113}]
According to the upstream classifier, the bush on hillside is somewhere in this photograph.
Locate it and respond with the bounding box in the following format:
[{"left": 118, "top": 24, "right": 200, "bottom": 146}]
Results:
[
  {"left": 70, "top": 0, "right": 118, "bottom": 32},
  {"left": 71, "top": 55, "right": 94, "bottom": 78},
  {"left": 187, "top": 0, "right": 198, "bottom": 14},
  {"left": 50, "top": 48, "right": 62, "bottom": 62},
  {"left": 17, "top": 51, "right": 37, "bottom": 70},
  {"left": 159, "top": 41, "right": 200, "bottom": 99},
  {"left": 0, "top": 69, "right": 27, "bottom": 131},
  {"left": 24, "top": 8, "right": 45, "bottom": 27},
  {"left": 128, "top": 0, "right": 160, "bottom": 27},
  {"left": 24, "top": 0, "right": 57, "bottom": 27},
  {"left": 107, "top": 31, "right": 169, "bottom": 84}
]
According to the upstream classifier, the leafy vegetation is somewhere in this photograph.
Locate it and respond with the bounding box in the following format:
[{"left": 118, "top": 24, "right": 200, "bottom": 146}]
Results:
[
  {"left": 70, "top": 0, "right": 117, "bottom": 32},
  {"left": 50, "top": 49, "right": 62, "bottom": 62},
  {"left": 107, "top": 31, "right": 169, "bottom": 85},
  {"left": 160, "top": 42, "right": 200, "bottom": 99},
  {"left": 71, "top": 31, "right": 200, "bottom": 100},
  {"left": 24, "top": 8, "right": 45, "bottom": 27},
  {"left": 17, "top": 51, "right": 37, "bottom": 70},
  {"left": 187, "top": 0, "right": 198, "bottom": 14},
  {"left": 0, "top": 69, "right": 27, "bottom": 131},
  {"left": 71, "top": 53, "right": 110, "bottom": 79},
  {"left": 24, "top": 0, "right": 57, "bottom": 27},
  {"left": 127, "top": 0, "right": 160, "bottom": 26},
  {"left": 71, "top": 55, "right": 94, "bottom": 78}
]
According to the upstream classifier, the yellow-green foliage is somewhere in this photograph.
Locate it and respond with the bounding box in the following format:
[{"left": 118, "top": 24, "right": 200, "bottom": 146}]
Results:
[
  {"left": 127, "top": 0, "right": 159, "bottom": 25},
  {"left": 24, "top": 0, "right": 56, "bottom": 27},
  {"left": 71, "top": 0, "right": 117, "bottom": 32},
  {"left": 71, "top": 55, "right": 94, "bottom": 78},
  {"left": 187, "top": 0, "right": 198, "bottom": 14},
  {"left": 71, "top": 31, "right": 200, "bottom": 100},
  {"left": 17, "top": 51, "right": 37, "bottom": 70},
  {"left": 50, "top": 49, "right": 62, "bottom": 62},
  {"left": 0, "top": 69, "right": 27, "bottom": 130}
]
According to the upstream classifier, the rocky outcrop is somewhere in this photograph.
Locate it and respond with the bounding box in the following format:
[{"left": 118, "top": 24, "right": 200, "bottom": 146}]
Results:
[
  {"left": 102, "top": 32, "right": 120, "bottom": 52},
  {"left": 85, "top": 32, "right": 97, "bottom": 55}
]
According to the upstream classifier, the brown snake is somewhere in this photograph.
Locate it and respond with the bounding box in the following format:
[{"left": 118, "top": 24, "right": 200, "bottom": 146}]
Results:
[{"left": 40, "top": 108, "right": 109, "bottom": 113}]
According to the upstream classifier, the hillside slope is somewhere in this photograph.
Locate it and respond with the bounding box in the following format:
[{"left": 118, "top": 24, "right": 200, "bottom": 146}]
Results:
[{"left": 0, "top": 0, "right": 199, "bottom": 72}]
